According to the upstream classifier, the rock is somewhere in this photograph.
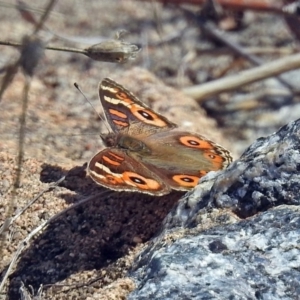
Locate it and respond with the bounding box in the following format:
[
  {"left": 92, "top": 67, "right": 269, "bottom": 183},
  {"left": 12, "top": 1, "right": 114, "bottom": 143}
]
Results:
[{"left": 128, "top": 118, "right": 300, "bottom": 300}]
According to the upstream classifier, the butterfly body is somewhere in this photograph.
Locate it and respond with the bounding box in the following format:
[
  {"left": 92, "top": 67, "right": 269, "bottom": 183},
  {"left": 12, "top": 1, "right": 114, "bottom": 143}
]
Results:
[{"left": 88, "top": 78, "right": 232, "bottom": 196}]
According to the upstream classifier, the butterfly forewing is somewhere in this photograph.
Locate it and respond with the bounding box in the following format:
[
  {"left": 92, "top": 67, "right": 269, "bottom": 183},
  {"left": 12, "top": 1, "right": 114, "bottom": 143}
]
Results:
[{"left": 99, "top": 78, "right": 177, "bottom": 133}]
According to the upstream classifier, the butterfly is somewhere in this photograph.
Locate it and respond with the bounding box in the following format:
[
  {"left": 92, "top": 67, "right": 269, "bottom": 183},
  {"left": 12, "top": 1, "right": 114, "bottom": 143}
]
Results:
[{"left": 88, "top": 78, "right": 232, "bottom": 196}]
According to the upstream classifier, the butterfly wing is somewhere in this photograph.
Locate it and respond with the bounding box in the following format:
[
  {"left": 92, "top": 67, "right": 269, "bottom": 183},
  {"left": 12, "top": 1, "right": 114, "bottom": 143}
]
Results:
[
  {"left": 92, "top": 78, "right": 232, "bottom": 195},
  {"left": 99, "top": 78, "right": 177, "bottom": 133},
  {"left": 138, "top": 131, "right": 232, "bottom": 191},
  {"left": 88, "top": 148, "right": 171, "bottom": 195}
]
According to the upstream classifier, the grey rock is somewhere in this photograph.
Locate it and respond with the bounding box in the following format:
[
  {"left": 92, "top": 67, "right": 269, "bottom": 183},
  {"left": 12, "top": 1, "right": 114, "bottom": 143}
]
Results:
[{"left": 128, "top": 118, "right": 300, "bottom": 300}]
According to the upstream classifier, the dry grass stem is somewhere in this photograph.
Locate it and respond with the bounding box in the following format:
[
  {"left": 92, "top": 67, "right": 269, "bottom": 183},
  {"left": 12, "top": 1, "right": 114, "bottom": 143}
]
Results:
[{"left": 182, "top": 53, "right": 300, "bottom": 100}]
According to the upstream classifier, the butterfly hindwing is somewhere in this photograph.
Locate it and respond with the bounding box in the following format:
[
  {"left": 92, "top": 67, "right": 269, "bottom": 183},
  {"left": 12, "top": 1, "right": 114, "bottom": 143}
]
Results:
[
  {"left": 135, "top": 131, "right": 232, "bottom": 191},
  {"left": 88, "top": 148, "right": 170, "bottom": 195}
]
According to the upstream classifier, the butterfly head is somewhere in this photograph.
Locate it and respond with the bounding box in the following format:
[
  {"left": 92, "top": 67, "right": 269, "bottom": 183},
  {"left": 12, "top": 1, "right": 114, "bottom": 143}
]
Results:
[{"left": 100, "top": 132, "right": 118, "bottom": 147}]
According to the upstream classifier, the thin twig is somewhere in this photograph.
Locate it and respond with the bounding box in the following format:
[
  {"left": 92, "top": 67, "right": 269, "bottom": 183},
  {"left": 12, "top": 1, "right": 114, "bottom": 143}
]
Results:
[
  {"left": 33, "top": 0, "right": 57, "bottom": 34},
  {"left": 0, "top": 40, "right": 86, "bottom": 55},
  {"left": 0, "top": 1, "right": 61, "bottom": 17},
  {"left": 0, "top": 38, "right": 141, "bottom": 63},
  {"left": 40, "top": 44, "right": 86, "bottom": 54},
  {"left": 0, "top": 220, "right": 48, "bottom": 293},
  {"left": 0, "top": 176, "right": 65, "bottom": 237},
  {"left": 195, "top": 46, "right": 295, "bottom": 56},
  {"left": 15, "top": 78, "right": 30, "bottom": 188}
]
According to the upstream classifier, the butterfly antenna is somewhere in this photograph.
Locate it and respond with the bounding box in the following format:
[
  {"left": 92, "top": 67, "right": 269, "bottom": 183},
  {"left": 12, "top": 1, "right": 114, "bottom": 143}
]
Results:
[{"left": 74, "top": 82, "right": 111, "bottom": 133}]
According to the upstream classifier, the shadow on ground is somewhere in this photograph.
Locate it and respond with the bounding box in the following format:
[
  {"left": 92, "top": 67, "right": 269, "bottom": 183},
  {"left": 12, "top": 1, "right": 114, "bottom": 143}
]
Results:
[{"left": 7, "top": 163, "right": 182, "bottom": 298}]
